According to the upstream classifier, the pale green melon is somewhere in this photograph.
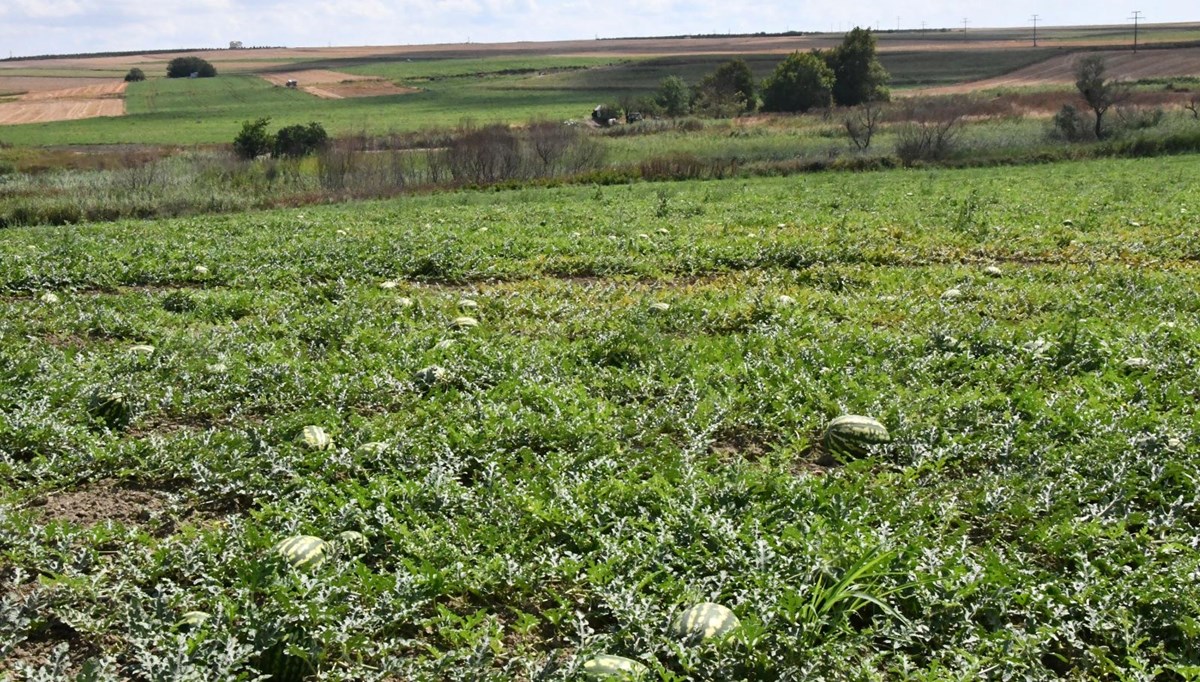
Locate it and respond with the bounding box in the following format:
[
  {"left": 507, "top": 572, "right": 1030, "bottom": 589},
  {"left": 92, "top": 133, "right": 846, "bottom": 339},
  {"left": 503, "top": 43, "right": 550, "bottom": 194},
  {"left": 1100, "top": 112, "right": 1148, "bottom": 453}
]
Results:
[
  {"left": 176, "top": 611, "right": 211, "bottom": 630},
  {"left": 582, "top": 654, "right": 648, "bottom": 681},
  {"left": 299, "top": 425, "right": 332, "bottom": 451},
  {"left": 671, "top": 602, "right": 740, "bottom": 643}
]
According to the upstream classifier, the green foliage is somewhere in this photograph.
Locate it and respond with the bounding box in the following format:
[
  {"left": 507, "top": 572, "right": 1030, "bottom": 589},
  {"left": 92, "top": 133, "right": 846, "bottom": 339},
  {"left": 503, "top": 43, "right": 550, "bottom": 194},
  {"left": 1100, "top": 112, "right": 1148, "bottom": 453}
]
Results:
[
  {"left": 1051, "top": 103, "right": 1094, "bottom": 142},
  {"left": 655, "top": 76, "right": 692, "bottom": 117},
  {"left": 761, "top": 52, "right": 835, "bottom": 113},
  {"left": 233, "top": 117, "right": 273, "bottom": 160},
  {"left": 694, "top": 58, "right": 757, "bottom": 115},
  {"left": 826, "top": 27, "right": 890, "bottom": 106},
  {"left": 123, "top": 68, "right": 146, "bottom": 83},
  {"left": 165, "top": 56, "right": 217, "bottom": 79},
  {"left": 1, "top": 157, "right": 1199, "bottom": 677},
  {"left": 272, "top": 122, "right": 328, "bottom": 158}
]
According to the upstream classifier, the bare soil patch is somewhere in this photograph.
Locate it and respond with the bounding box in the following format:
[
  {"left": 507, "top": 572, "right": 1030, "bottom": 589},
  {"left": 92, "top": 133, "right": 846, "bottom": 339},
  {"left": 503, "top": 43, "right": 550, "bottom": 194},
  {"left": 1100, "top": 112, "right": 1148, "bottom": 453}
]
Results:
[
  {"left": 32, "top": 479, "right": 166, "bottom": 528},
  {"left": 0, "top": 619, "right": 100, "bottom": 679},
  {"left": 261, "top": 69, "right": 418, "bottom": 99}
]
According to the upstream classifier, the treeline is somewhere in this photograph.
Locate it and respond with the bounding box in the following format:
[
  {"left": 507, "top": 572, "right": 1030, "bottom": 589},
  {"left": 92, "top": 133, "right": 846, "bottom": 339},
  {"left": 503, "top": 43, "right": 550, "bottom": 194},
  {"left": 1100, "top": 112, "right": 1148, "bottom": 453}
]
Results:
[{"left": 2, "top": 46, "right": 284, "bottom": 62}]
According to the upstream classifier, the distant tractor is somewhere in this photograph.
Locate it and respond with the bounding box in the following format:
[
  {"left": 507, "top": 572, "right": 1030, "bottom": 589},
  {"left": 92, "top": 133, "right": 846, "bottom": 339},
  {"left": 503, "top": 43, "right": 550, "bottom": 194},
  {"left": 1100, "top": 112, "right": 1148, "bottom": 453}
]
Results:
[{"left": 285, "top": 79, "right": 298, "bottom": 88}]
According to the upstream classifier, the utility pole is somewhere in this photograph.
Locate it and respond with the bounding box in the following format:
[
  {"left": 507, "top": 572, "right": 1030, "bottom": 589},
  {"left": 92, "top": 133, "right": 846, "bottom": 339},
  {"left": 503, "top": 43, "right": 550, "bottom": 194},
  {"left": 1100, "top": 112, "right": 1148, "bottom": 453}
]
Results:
[
  {"left": 1129, "top": 11, "right": 1142, "bottom": 52},
  {"left": 1030, "top": 14, "right": 1039, "bottom": 47},
  {"left": 897, "top": 16, "right": 901, "bottom": 31},
  {"left": 962, "top": 17, "right": 969, "bottom": 37},
  {"left": 921, "top": 21, "right": 927, "bottom": 37}
]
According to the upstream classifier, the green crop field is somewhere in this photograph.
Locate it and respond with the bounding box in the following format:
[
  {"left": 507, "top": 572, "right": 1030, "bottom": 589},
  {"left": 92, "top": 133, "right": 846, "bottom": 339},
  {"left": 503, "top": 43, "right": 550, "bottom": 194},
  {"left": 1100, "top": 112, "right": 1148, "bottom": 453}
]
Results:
[{"left": 2, "top": 156, "right": 1198, "bottom": 679}]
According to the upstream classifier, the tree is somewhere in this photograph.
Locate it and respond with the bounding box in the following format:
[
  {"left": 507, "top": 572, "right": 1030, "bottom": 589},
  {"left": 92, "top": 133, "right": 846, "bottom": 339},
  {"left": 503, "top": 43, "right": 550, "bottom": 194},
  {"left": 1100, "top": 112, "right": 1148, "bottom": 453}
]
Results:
[
  {"left": 233, "top": 118, "right": 273, "bottom": 159},
  {"left": 825, "top": 27, "right": 890, "bottom": 106},
  {"left": 694, "top": 59, "right": 756, "bottom": 115},
  {"left": 124, "top": 68, "right": 146, "bottom": 83},
  {"left": 655, "top": 76, "right": 691, "bottom": 117},
  {"left": 274, "top": 122, "right": 329, "bottom": 157},
  {"left": 761, "top": 52, "right": 834, "bottom": 113},
  {"left": 166, "top": 56, "right": 217, "bottom": 79},
  {"left": 1075, "top": 55, "right": 1128, "bottom": 140}
]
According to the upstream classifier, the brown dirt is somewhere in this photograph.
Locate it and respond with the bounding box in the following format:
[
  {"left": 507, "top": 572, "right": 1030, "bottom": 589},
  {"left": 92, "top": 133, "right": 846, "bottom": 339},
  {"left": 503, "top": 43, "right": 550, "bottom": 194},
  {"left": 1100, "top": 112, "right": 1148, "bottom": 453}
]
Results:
[
  {"left": 910, "top": 47, "right": 1200, "bottom": 95},
  {"left": 0, "top": 619, "right": 99, "bottom": 678},
  {"left": 0, "top": 80, "right": 125, "bottom": 124},
  {"left": 261, "top": 69, "right": 419, "bottom": 99},
  {"left": 31, "top": 479, "right": 166, "bottom": 527}
]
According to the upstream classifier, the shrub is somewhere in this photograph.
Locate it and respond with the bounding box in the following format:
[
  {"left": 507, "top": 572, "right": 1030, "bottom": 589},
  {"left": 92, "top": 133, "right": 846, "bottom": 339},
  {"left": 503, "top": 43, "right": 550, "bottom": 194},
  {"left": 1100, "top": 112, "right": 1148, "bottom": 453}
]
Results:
[
  {"left": 894, "top": 114, "right": 961, "bottom": 165},
  {"left": 233, "top": 118, "right": 274, "bottom": 160},
  {"left": 274, "top": 122, "right": 329, "bottom": 158},
  {"left": 1050, "top": 104, "right": 1094, "bottom": 143},
  {"left": 655, "top": 76, "right": 692, "bottom": 117},
  {"left": 166, "top": 56, "right": 217, "bottom": 79},
  {"left": 124, "top": 68, "right": 146, "bottom": 83}
]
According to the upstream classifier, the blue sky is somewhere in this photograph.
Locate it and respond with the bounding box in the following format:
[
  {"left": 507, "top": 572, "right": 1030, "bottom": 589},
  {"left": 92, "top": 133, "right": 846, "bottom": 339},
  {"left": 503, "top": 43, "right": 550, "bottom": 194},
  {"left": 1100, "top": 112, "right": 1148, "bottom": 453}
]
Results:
[{"left": 1, "top": 0, "right": 1194, "bottom": 59}]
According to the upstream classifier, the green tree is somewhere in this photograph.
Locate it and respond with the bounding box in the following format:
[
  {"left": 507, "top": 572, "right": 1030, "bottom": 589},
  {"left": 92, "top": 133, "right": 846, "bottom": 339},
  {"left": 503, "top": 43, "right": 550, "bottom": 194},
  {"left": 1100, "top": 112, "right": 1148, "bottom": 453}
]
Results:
[
  {"left": 124, "top": 68, "right": 146, "bottom": 83},
  {"left": 695, "top": 58, "right": 756, "bottom": 115},
  {"left": 166, "top": 56, "right": 217, "bottom": 79},
  {"left": 825, "top": 27, "right": 890, "bottom": 106},
  {"left": 1075, "top": 55, "right": 1128, "bottom": 139},
  {"left": 655, "top": 76, "right": 691, "bottom": 117},
  {"left": 761, "top": 52, "right": 835, "bottom": 113},
  {"left": 274, "top": 122, "right": 329, "bottom": 157},
  {"left": 233, "top": 118, "right": 273, "bottom": 159}
]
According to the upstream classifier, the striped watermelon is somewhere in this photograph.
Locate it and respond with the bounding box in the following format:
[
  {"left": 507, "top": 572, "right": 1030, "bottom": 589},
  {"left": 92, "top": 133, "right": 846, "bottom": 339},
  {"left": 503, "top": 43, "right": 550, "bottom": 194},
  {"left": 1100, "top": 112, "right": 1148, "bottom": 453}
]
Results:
[
  {"left": 299, "top": 425, "right": 332, "bottom": 451},
  {"left": 822, "top": 415, "right": 890, "bottom": 458},
  {"left": 356, "top": 441, "right": 390, "bottom": 456},
  {"left": 451, "top": 316, "right": 478, "bottom": 329},
  {"left": 254, "top": 637, "right": 313, "bottom": 682},
  {"left": 129, "top": 344, "right": 156, "bottom": 356},
  {"left": 671, "top": 602, "right": 740, "bottom": 643},
  {"left": 414, "top": 365, "right": 448, "bottom": 388},
  {"left": 273, "top": 535, "right": 327, "bottom": 570},
  {"left": 335, "top": 530, "right": 369, "bottom": 555},
  {"left": 582, "top": 654, "right": 649, "bottom": 681},
  {"left": 87, "top": 390, "right": 131, "bottom": 429}
]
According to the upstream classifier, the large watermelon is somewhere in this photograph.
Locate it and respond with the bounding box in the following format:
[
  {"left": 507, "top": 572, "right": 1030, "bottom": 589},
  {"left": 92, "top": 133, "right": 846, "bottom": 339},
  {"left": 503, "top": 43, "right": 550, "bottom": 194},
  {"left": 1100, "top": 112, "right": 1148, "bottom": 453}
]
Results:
[
  {"left": 822, "top": 415, "right": 890, "bottom": 459},
  {"left": 273, "top": 535, "right": 327, "bottom": 570},
  {"left": 671, "top": 602, "right": 740, "bottom": 644},
  {"left": 254, "top": 637, "right": 313, "bottom": 682},
  {"left": 87, "top": 390, "right": 131, "bottom": 429},
  {"left": 582, "top": 654, "right": 649, "bottom": 680}
]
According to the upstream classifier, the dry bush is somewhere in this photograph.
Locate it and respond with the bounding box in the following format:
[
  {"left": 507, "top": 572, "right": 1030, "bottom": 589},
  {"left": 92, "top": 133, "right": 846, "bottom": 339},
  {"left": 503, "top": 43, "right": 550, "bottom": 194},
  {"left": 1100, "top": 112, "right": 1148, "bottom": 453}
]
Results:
[{"left": 893, "top": 101, "right": 964, "bottom": 166}]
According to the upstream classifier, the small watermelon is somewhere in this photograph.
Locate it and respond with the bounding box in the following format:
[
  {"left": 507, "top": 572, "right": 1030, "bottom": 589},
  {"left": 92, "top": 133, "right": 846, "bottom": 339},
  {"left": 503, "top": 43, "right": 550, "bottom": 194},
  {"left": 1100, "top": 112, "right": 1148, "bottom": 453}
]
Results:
[
  {"left": 273, "top": 535, "right": 327, "bottom": 570},
  {"left": 87, "top": 390, "right": 131, "bottom": 429},
  {"left": 671, "top": 602, "right": 740, "bottom": 644},
  {"left": 176, "top": 611, "right": 211, "bottom": 630},
  {"left": 1122, "top": 357, "right": 1152, "bottom": 371},
  {"left": 39, "top": 292, "right": 60, "bottom": 304},
  {"left": 356, "top": 441, "right": 390, "bottom": 456},
  {"left": 458, "top": 299, "right": 478, "bottom": 310},
  {"left": 193, "top": 265, "right": 209, "bottom": 276},
  {"left": 822, "top": 415, "right": 890, "bottom": 459},
  {"left": 379, "top": 280, "right": 399, "bottom": 289},
  {"left": 414, "top": 365, "right": 448, "bottom": 388},
  {"left": 299, "top": 425, "right": 332, "bottom": 451},
  {"left": 129, "top": 344, "right": 156, "bottom": 356},
  {"left": 451, "top": 316, "right": 478, "bottom": 329},
  {"left": 582, "top": 654, "right": 648, "bottom": 681},
  {"left": 649, "top": 302, "right": 670, "bottom": 312},
  {"left": 334, "top": 530, "right": 369, "bottom": 555}
]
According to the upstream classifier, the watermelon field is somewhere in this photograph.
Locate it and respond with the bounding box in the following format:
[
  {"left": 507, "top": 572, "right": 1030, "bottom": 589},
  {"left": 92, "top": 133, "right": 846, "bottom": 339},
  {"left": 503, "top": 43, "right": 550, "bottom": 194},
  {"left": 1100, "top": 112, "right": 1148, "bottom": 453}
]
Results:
[{"left": 1, "top": 156, "right": 1199, "bottom": 679}]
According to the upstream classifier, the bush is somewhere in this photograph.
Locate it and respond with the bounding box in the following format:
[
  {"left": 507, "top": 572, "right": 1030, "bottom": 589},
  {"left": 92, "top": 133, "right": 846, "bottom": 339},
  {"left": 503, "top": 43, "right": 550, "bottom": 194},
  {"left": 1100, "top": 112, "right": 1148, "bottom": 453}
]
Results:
[
  {"left": 166, "top": 56, "right": 217, "bottom": 79},
  {"left": 124, "top": 68, "right": 146, "bottom": 83},
  {"left": 1050, "top": 104, "right": 1094, "bottom": 143},
  {"left": 895, "top": 117, "right": 961, "bottom": 166},
  {"left": 233, "top": 118, "right": 273, "bottom": 160},
  {"left": 274, "top": 122, "right": 328, "bottom": 158},
  {"left": 655, "top": 76, "right": 692, "bottom": 117}
]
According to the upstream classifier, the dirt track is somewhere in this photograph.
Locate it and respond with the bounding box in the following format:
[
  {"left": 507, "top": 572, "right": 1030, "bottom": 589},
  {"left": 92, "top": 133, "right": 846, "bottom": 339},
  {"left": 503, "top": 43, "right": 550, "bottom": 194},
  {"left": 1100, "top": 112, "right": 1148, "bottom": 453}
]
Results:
[{"left": 260, "top": 69, "right": 419, "bottom": 99}]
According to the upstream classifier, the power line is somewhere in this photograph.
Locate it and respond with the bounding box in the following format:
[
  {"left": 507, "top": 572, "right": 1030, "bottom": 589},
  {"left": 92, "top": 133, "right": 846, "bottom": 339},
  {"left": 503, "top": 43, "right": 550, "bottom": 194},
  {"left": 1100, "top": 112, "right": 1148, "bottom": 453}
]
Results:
[
  {"left": 1129, "top": 10, "right": 1143, "bottom": 53},
  {"left": 962, "top": 17, "right": 969, "bottom": 37},
  {"left": 1030, "top": 14, "right": 1039, "bottom": 47}
]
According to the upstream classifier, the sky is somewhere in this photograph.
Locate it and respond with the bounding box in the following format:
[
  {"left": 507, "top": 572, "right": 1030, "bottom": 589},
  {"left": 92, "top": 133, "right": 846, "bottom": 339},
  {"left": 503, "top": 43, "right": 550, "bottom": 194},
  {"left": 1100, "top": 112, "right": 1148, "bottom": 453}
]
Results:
[{"left": 1, "top": 0, "right": 1195, "bottom": 59}]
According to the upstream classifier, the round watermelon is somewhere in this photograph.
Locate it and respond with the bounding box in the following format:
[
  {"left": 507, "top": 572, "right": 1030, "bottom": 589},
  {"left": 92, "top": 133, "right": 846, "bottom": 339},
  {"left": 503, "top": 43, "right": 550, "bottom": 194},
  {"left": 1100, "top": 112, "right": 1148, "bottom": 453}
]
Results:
[
  {"left": 822, "top": 415, "right": 890, "bottom": 459},
  {"left": 451, "top": 316, "right": 478, "bottom": 329},
  {"left": 335, "top": 530, "right": 369, "bottom": 556},
  {"left": 582, "top": 654, "right": 648, "bottom": 681},
  {"left": 254, "top": 638, "right": 312, "bottom": 682},
  {"left": 649, "top": 302, "right": 670, "bottom": 312},
  {"left": 414, "top": 365, "right": 448, "bottom": 388},
  {"left": 299, "top": 425, "right": 332, "bottom": 451},
  {"left": 671, "top": 602, "right": 740, "bottom": 644},
  {"left": 87, "top": 390, "right": 131, "bottom": 429},
  {"left": 273, "top": 535, "right": 327, "bottom": 570}
]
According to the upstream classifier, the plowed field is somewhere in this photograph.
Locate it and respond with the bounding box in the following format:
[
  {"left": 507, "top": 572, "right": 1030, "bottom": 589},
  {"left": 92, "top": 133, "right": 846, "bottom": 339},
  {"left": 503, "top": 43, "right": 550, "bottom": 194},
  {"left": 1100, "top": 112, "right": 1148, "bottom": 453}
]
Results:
[
  {"left": 260, "top": 69, "right": 418, "bottom": 99},
  {"left": 0, "top": 81, "right": 125, "bottom": 124}
]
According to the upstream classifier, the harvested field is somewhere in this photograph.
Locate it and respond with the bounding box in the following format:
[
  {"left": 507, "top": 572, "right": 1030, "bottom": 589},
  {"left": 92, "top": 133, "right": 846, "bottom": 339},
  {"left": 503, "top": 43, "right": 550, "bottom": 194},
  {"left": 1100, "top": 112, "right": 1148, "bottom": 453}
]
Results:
[
  {"left": 0, "top": 76, "right": 124, "bottom": 97},
  {"left": 911, "top": 46, "right": 1200, "bottom": 95},
  {"left": 260, "top": 69, "right": 418, "bottom": 98},
  {"left": 0, "top": 81, "right": 125, "bottom": 124}
]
